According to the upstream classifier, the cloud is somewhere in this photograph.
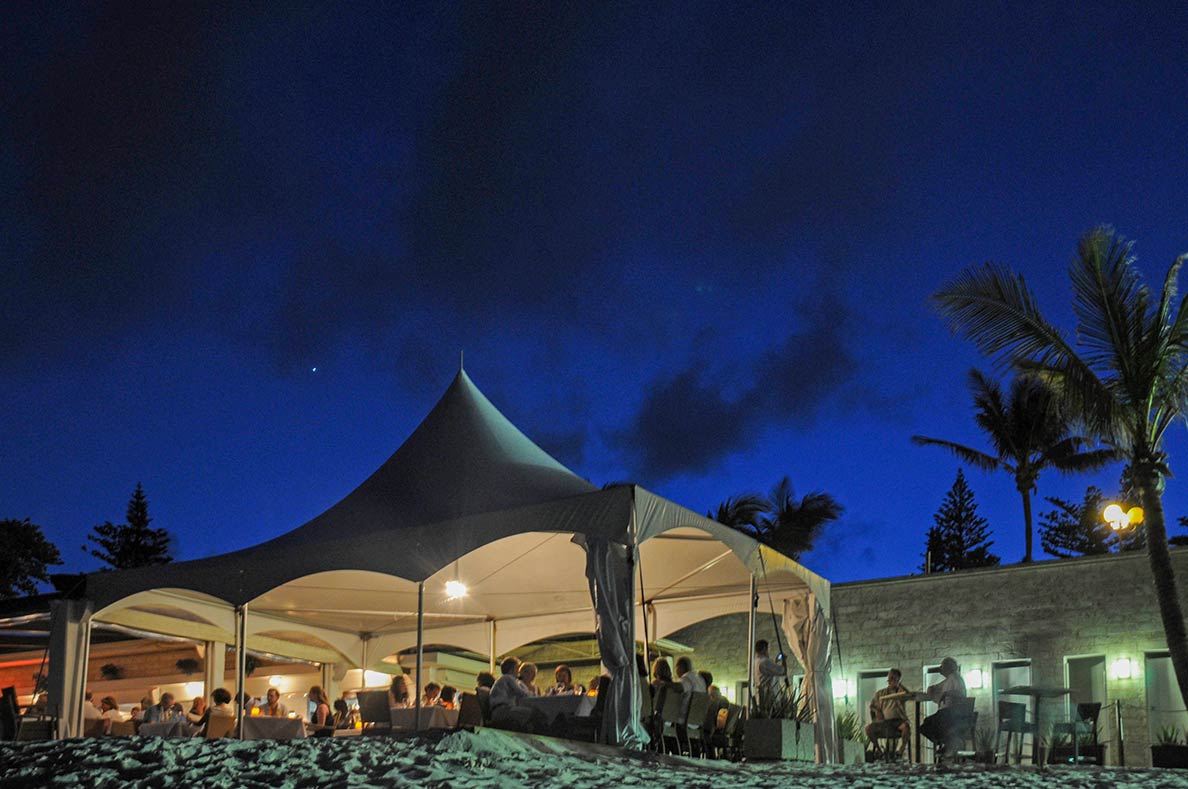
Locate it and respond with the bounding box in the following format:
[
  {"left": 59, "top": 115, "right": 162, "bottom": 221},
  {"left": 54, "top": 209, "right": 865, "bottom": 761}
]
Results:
[{"left": 617, "top": 296, "right": 858, "bottom": 481}]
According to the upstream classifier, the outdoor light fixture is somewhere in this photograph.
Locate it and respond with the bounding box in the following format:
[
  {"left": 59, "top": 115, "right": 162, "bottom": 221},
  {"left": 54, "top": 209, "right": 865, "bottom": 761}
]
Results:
[
  {"left": 183, "top": 681, "right": 203, "bottom": 699},
  {"left": 269, "top": 675, "right": 283, "bottom": 688},
  {"left": 1109, "top": 657, "right": 1141, "bottom": 680},
  {"left": 832, "top": 678, "right": 854, "bottom": 699},
  {"left": 363, "top": 670, "right": 389, "bottom": 687},
  {"left": 966, "top": 668, "right": 985, "bottom": 689},
  {"left": 1104, "top": 503, "right": 1144, "bottom": 531},
  {"left": 445, "top": 579, "right": 468, "bottom": 600}
]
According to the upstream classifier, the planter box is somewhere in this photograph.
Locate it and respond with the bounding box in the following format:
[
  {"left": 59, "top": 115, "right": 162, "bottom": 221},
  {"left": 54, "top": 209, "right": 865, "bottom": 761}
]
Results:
[
  {"left": 1152, "top": 744, "right": 1188, "bottom": 768},
  {"left": 744, "top": 718, "right": 815, "bottom": 761},
  {"left": 838, "top": 738, "right": 866, "bottom": 765}
]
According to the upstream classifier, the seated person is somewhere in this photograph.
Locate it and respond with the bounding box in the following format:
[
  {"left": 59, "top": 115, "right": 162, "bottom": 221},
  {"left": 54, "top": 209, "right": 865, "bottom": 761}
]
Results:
[
  {"left": 260, "top": 687, "right": 287, "bottom": 717},
  {"left": 919, "top": 657, "right": 968, "bottom": 760},
  {"left": 475, "top": 672, "right": 496, "bottom": 696},
  {"left": 587, "top": 675, "right": 602, "bottom": 696},
  {"left": 98, "top": 696, "right": 124, "bottom": 733},
  {"left": 675, "top": 657, "right": 706, "bottom": 694},
  {"left": 517, "top": 663, "right": 540, "bottom": 696},
  {"left": 650, "top": 657, "right": 674, "bottom": 691},
  {"left": 142, "top": 692, "right": 179, "bottom": 723},
  {"left": 439, "top": 685, "right": 458, "bottom": 710},
  {"left": 865, "top": 668, "right": 911, "bottom": 755},
  {"left": 306, "top": 685, "right": 333, "bottom": 736},
  {"left": 422, "top": 682, "right": 442, "bottom": 707},
  {"left": 83, "top": 691, "right": 102, "bottom": 721},
  {"left": 199, "top": 688, "right": 235, "bottom": 735},
  {"left": 489, "top": 656, "right": 545, "bottom": 731},
  {"left": 187, "top": 696, "right": 207, "bottom": 724},
  {"left": 332, "top": 698, "right": 355, "bottom": 729},
  {"left": 389, "top": 675, "right": 412, "bottom": 709},
  {"left": 547, "top": 664, "right": 585, "bottom": 696}
]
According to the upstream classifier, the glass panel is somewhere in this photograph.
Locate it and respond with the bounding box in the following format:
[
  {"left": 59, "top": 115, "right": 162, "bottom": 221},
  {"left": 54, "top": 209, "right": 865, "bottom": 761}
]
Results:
[
  {"left": 1146, "top": 652, "right": 1188, "bottom": 743},
  {"left": 1066, "top": 655, "right": 1106, "bottom": 720}
]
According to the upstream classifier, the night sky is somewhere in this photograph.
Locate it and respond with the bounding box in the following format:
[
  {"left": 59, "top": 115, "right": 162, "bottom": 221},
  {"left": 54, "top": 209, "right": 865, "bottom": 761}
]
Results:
[{"left": 4, "top": 2, "right": 1188, "bottom": 587}]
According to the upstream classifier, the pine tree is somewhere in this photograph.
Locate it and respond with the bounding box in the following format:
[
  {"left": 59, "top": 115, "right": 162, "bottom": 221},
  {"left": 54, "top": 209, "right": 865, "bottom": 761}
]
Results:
[
  {"left": 1038, "top": 486, "right": 1115, "bottom": 558},
  {"left": 0, "top": 518, "right": 63, "bottom": 597},
  {"left": 85, "top": 483, "right": 174, "bottom": 569},
  {"left": 921, "top": 469, "right": 1000, "bottom": 572}
]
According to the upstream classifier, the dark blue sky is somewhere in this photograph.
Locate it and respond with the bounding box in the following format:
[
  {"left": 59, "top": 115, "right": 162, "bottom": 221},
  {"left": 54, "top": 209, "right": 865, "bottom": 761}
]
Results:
[{"left": 4, "top": 2, "right": 1187, "bottom": 584}]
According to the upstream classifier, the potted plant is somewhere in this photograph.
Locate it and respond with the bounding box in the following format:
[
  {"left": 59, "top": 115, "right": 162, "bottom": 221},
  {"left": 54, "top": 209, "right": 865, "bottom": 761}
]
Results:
[
  {"left": 835, "top": 711, "right": 867, "bottom": 764},
  {"left": 1152, "top": 726, "right": 1188, "bottom": 768},
  {"left": 175, "top": 658, "right": 201, "bottom": 676},
  {"left": 744, "top": 683, "right": 815, "bottom": 761},
  {"left": 100, "top": 663, "right": 124, "bottom": 680},
  {"left": 1048, "top": 730, "right": 1106, "bottom": 765},
  {"left": 973, "top": 726, "right": 997, "bottom": 764}
]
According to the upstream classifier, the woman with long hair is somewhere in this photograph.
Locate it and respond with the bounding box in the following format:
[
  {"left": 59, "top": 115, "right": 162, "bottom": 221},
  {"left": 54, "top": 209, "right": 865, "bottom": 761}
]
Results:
[{"left": 307, "top": 686, "right": 332, "bottom": 735}]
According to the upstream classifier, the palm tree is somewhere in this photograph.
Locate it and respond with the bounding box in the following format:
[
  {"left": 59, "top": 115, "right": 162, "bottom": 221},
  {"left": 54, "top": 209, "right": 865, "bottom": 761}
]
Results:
[
  {"left": 932, "top": 226, "right": 1188, "bottom": 712},
  {"left": 912, "top": 369, "right": 1118, "bottom": 562},
  {"left": 712, "top": 478, "right": 843, "bottom": 559}
]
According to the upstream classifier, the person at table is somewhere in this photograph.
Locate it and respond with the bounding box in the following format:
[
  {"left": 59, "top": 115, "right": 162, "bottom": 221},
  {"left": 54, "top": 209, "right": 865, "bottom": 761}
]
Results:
[
  {"left": 753, "top": 640, "right": 786, "bottom": 709},
  {"left": 423, "top": 682, "right": 442, "bottom": 706},
  {"left": 132, "top": 695, "right": 154, "bottom": 722},
  {"left": 260, "top": 687, "right": 288, "bottom": 717},
  {"left": 919, "top": 656, "right": 968, "bottom": 761},
  {"left": 476, "top": 672, "right": 495, "bottom": 696},
  {"left": 187, "top": 696, "right": 207, "bottom": 724},
  {"left": 98, "top": 695, "right": 124, "bottom": 733},
  {"left": 389, "top": 675, "right": 412, "bottom": 709},
  {"left": 650, "top": 657, "right": 674, "bottom": 691},
  {"left": 143, "top": 692, "right": 179, "bottom": 723},
  {"left": 439, "top": 685, "right": 458, "bottom": 710},
  {"left": 675, "top": 657, "right": 707, "bottom": 695},
  {"left": 517, "top": 663, "right": 540, "bottom": 696},
  {"left": 83, "top": 690, "right": 102, "bottom": 722},
  {"left": 332, "top": 698, "right": 355, "bottom": 729},
  {"left": 865, "top": 668, "right": 911, "bottom": 756},
  {"left": 198, "top": 688, "right": 235, "bottom": 735},
  {"left": 307, "top": 685, "right": 333, "bottom": 736},
  {"left": 547, "top": 664, "right": 585, "bottom": 696},
  {"left": 489, "top": 657, "right": 535, "bottom": 727}
]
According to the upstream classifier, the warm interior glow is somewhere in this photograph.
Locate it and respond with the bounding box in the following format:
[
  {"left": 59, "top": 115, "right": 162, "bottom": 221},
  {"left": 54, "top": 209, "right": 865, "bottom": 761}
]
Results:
[
  {"left": 363, "top": 670, "right": 390, "bottom": 688},
  {"left": 182, "top": 681, "right": 203, "bottom": 699},
  {"left": 445, "top": 579, "right": 468, "bottom": 599}
]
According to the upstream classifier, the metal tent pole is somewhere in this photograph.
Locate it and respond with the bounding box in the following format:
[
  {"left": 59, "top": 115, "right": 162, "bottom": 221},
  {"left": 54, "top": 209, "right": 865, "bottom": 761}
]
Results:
[
  {"left": 746, "top": 574, "right": 757, "bottom": 718},
  {"left": 235, "top": 605, "right": 248, "bottom": 740},
  {"left": 415, "top": 582, "right": 424, "bottom": 732}
]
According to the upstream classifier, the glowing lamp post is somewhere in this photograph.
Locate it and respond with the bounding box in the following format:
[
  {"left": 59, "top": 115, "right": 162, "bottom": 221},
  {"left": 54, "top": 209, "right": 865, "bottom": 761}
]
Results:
[{"left": 1103, "top": 503, "right": 1143, "bottom": 531}]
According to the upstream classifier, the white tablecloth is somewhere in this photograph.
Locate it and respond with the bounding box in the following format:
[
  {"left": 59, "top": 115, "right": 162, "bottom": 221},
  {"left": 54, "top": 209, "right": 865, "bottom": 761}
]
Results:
[
  {"left": 242, "top": 715, "right": 307, "bottom": 740},
  {"left": 520, "top": 694, "right": 595, "bottom": 720},
  {"left": 138, "top": 719, "right": 195, "bottom": 738},
  {"left": 390, "top": 706, "right": 459, "bottom": 731}
]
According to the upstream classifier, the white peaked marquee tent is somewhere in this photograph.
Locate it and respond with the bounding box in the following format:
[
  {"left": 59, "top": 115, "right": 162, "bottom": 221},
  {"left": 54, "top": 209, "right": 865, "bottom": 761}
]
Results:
[{"left": 48, "top": 370, "right": 836, "bottom": 757}]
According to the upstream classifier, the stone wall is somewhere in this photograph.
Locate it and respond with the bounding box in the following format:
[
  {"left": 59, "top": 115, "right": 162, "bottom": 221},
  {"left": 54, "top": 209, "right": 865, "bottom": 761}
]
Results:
[{"left": 669, "top": 547, "right": 1188, "bottom": 767}]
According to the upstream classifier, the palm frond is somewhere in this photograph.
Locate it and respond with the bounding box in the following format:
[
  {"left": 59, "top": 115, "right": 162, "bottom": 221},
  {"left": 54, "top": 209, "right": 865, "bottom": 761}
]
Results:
[
  {"left": 1048, "top": 446, "right": 1122, "bottom": 473},
  {"left": 711, "top": 494, "right": 769, "bottom": 531},
  {"left": 910, "top": 435, "right": 1002, "bottom": 472},
  {"left": 1069, "top": 226, "right": 1145, "bottom": 386}
]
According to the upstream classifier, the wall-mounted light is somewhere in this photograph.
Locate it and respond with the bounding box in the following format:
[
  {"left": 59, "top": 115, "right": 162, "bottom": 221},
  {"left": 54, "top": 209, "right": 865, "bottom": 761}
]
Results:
[
  {"left": 966, "top": 668, "right": 985, "bottom": 690},
  {"left": 832, "top": 678, "right": 855, "bottom": 699},
  {"left": 1109, "top": 657, "right": 1140, "bottom": 680}
]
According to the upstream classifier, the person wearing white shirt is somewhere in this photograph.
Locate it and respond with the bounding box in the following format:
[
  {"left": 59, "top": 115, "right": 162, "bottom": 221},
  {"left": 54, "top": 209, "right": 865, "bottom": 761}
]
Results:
[
  {"left": 676, "top": 657, "right": 707, "bottom": 695},
  {"left": 82, "top": 691, "right": 102, "bottom": 721},
  {"left": 752, "top": 640, "right": 786, "bottom": 709},
  {"left": 919, "top": 657, "right": 969, "bottom": 761},
  {"left": 489, "top": 656, "right": 543, "bottom": 731}
]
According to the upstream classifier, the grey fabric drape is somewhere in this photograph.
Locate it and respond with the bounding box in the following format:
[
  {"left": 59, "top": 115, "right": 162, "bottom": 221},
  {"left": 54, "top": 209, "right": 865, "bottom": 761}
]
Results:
[
  {"left": 581, "top": 536, "right": 649, "bottom": 748},
  {"left": 783, "top": 592, "right": 837, "bottom": 763}
]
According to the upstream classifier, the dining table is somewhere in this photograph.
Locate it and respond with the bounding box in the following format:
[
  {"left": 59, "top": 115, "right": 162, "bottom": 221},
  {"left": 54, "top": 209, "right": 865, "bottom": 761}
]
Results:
[
  {"left": 878, "top": 690, "right": 933, "bottom": 763},
  {"left": 138, "top": 719, "right": 196, "bottom": 738},
  {"left": 390, "top": 706, "right": 459, "bottom": 732},
  {"left": 1001, "top": 685, "right": 1072, "bottom": 764},
  {"left": 241, "top": 715, "right": 307, "bottom": 740},
  {"left": 519, "top": 693, "right": 595, "bottom": 726}
]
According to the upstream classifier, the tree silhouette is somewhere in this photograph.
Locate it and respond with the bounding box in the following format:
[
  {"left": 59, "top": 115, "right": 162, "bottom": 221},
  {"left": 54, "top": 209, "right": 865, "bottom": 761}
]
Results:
[
  {"left": 0, "top": 518, "right": 63, "bottom": 597},
  {"left": 711, "top": 478, "right": 843, "bottom": 559},
  {"left": 1038, "top": 486, "right": 1115, "bottom": 558},
  {"left": 85, "top": 483, "right": 174, "bottom": 569},
  {"left": 921, "top": 469, "right": 999, "bottom": 572}
]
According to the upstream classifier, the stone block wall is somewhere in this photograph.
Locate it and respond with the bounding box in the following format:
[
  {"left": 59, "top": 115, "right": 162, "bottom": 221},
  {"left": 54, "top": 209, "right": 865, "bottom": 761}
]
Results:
[{"left": 669, "top": 547, "right": 1188, "bottom": 766}]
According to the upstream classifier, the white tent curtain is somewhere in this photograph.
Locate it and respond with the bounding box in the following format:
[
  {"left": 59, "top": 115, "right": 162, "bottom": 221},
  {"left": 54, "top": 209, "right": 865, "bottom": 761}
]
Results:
[
  {"left": 580, "top": 536, "right": 648, "bottom": 748},
  {"left": 783, "top": 592, "right": 837, "bottom": 763},
  {"left": 47, "top": 599, "right": 92, "bottom": 739}
]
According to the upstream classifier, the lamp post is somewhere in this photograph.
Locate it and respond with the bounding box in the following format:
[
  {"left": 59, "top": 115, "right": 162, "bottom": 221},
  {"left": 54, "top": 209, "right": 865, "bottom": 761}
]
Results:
[{"left": 1103, "top": 503, "right": 1144, "bottom": 531}]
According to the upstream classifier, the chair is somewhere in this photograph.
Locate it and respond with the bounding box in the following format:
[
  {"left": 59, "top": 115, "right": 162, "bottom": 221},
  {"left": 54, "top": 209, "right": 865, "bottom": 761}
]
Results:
[
  {"left": 935, "top": 697, "right": 976, "bottom": 763},
  {"left": 356, "top": 690, "right": 392, "bottom": 736},
  {"left": 682, "top": 692, "right": 711, "bottom": 757},
  {"left": 477, "top": 690, "right": 492, "bottom": 724},
  {"left": 658, "top": 684, "right": 686, "bottom": 755},
  {"left": 83, "top": 718, "right": 107, "bottom": 737},
  {"left": 204, "top": 714, "right": 237, "bottom": 739},
  {"left": 109, "top": 719, "right": 137, "bottom": 736},
  {"left": 701, "top": 697, "right": 725, "bottom": 758},
  {"left": 646, "top": 683, "right": 669, "bottom": 749},
  {"left": 456, "top": 692, "right": 483, "bottom": 729},
  {"left": 995, "top": 700, "right": 1035, "bottom": 765},
  {"left": 708, "top": 704, "right": 744, "bottom": 761},
  {"left": 872, "top": 723, "right": 911, "bottom": 762},
  {"left": 568, "top": 676, "right": 611, "bottom": 743},
  {"left": 16, "top": 718, "right": 55, "bottom": 741},
  {"left": 1051, "top": 702, "right": 1102, "bottom": 764}
]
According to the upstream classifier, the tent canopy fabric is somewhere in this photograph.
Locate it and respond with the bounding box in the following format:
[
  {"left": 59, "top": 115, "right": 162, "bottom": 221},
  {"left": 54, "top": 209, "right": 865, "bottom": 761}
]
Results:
[{"left": 61, "top": 370, "right": 832, "bottom": 749}]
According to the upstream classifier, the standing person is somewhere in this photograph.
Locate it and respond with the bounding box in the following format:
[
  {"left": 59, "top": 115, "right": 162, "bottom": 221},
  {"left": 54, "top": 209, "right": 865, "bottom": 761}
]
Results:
[
  {"left": 260, "top": 687, "right": 287, "bottom": 717},
  {"left": 865, "top": 669, "right": 912, "bottom": 757},
  {"left": 752, "top": 640, "right": 786, "bottom": 710},
  {"left": 919, "top": 657, "right": 968, "bottom": 762}
]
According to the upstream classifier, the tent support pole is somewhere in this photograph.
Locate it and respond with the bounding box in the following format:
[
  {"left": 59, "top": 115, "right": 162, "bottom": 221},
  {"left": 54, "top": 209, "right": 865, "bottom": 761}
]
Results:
[
  {"left": 415, "top": 581, "right": 424, "bottom": 732},
  {"left": 488, "top": 620, "right": 496, "bottom": 673},
  {"left": 235, "top": 604, "right": 248, "bottom": 740},
  {"left": 746, "top": 575, "right": 757, "bottom": 720}
]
